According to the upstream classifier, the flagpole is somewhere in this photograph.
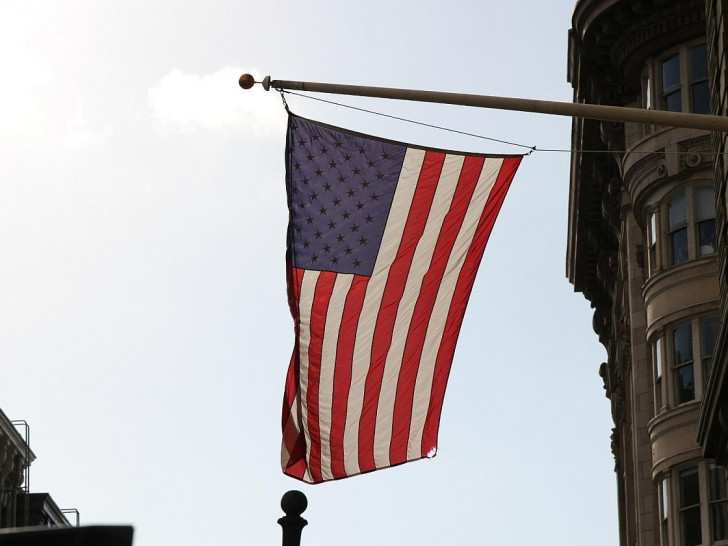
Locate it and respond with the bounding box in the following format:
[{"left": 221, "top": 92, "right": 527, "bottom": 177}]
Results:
[{"left": 238, "top": 74, "right": 728, "bottom": 133}]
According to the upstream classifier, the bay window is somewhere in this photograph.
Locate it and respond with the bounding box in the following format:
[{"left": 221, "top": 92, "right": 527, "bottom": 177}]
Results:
[
  {"left": 645, "top": 184, "right": 716, "bottom": 277},
  {"left": 652, "top": 316, "right": 718, "bottom": 411},
  {"left": 658, "top": 42, "right": 709, "bottom": 114},
  {"left": 680, "top": 467, "right": 702, "bottom": 546},
  {"left": 660, "top": 463, "right": 728, "bottom": 546}
]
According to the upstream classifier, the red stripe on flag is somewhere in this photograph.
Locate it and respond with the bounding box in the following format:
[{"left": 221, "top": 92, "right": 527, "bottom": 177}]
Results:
[
  {"left": 421, "top": 157, "right": 521, "bottom": 455},
  {"left": 358, "top": 150, "right": 446, "bottom": 473},
  {"left": 329, "top": 276, "right": 369, "bottom": 479},
  {"left": 282, "top": 266, "right": 305, "bottom": 462},
  {"left": 304, "top": 272, "right": 337, "bottom": 484},
  {"left": 284, "top": 434, "right": 309, "bottom": 480},
  {"left": 388, "top": 156, "right": 485, "bottom": 466}
]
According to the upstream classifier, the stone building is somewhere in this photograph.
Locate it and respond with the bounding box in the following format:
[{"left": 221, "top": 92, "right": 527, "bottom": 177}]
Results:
[
  {"left": 699, "top": 0, "right": 728, "bottom": 470},
  {"left": 0, "top": 408, "right": 70, "bottom": 530},
  {"left": 567, "top": 1, "right": 721, "bottom": 545}
]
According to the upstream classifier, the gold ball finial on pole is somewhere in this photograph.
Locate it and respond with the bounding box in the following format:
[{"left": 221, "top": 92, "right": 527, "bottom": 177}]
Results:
[{"left": 239, "top": 73, "right": 255, "bottom": 89}]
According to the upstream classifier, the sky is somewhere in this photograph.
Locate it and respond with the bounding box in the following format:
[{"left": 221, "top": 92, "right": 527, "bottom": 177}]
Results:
[{"left": 0, "top": 2, "right": 618, "bottom": 545}]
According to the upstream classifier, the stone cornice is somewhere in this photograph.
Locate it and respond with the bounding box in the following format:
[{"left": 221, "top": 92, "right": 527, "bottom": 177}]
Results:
[
  {"left": 571, "top": 0, "right": 706, "bottom": 100},
  {"left": 623, "top": 131, "right": 713, "bottom": 220},
  {"left": 0, "top": 407, "right": 36, "bottom": 466},
  {"left": 612, "top": 1, "right": 706, "bottom": 88}
]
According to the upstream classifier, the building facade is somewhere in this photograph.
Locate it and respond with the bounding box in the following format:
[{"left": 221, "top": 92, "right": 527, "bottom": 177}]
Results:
[
  {"left": 0, "top": 408, "right": 71, "bottom": 530},
  {"left": 567, "top": 1, "right": 722, "bottom": 545}
]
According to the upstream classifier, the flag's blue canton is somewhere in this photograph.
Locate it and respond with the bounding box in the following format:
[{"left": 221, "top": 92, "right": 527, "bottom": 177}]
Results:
[{"left": 286, "top": 116, "right": 406, "bottom": 276}]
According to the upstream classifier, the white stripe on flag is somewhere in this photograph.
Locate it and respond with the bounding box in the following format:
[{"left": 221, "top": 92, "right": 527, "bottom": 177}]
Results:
[
  {"left": 372, "top": 154, "right": 464, "bottom": 469},
  {"left": 297, "top": 269, "right": 320, "bottom": 484},
  {"left": 318, "top": 274, "right": 355, "bottom": 481},
  {"left": 342, "top": 148, "right": 426, "bottom": 477},
  {"left": 406, "top": 157, "right": 505, "bottom": 460}
]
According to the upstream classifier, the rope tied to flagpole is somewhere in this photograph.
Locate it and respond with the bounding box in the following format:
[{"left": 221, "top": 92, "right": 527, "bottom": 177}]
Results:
[
  {"left": 278, "top": 90, "right": 538, "bottom": 153},
  {"left": 276, "top": 91, "right": 726, "bottom": 157},
  {"left": 279, "top": 89, "right": 290, "bottom": 114}
]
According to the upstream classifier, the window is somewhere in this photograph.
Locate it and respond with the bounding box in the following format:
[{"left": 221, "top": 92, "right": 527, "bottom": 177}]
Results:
[
  {"left": 653, "top": 317, "right": 718, "bottom": 410},
  {"left": 660, "top": 462, "right": 728, "bottom": 545},
  {"left": 663, "top": 54, "right": 682, "bottom": 112},
  {"left": 669, "top": 191, "right": 689, "bottom": 265},
  {"left": 690, "top": 44, "right": 709, "bottom": 115},
  {"left": 660, "top": 476, "right": 670, "bottom": 545},
  {"left": 654, "top": 337, "right": 664, "bottom": 410},
  {"left": 696, "top": 187, "right": 717, "bottom": 257},
  {"left": 649, "top": 209, "right": 659, "bottom": 274},
  {"left": 644, "top": 71, "right": 653, "bottom": 109},
  {"left": 674, "top": 324, "right": 695, "bottom": 404},
  {"left": 647, "top": 185, "right": 716, "bottom": 275},
  {"left": 658, "top": 43, "right": 709, "bottom": 114},
  {"left": 710, "top": 465, "right": 728, "bottom": 542},
  {"left": 680, "top": 467, "right": 703, "bottom": 546},
  {"left": 703, "top": 317, "right": 719, "bottom": 382}
]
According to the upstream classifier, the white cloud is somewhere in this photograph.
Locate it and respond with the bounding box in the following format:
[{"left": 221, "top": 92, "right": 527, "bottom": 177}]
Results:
[
  {"left": 148, "top": 67, "right": 284, "bottom": 134},
  {"left": 64, "top": 104, "right": 109, "bottom": 148},
  {"left": 0, "top": 21, "right": 107, "bottom": 151},
  {"left": 0, "top": 43, "right": 53, "bottom": 146}
]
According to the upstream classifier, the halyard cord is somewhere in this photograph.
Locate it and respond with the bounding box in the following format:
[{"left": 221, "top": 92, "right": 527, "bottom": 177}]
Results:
[{"left": 277, "top": 89, "right": 727, "bottom": 156}]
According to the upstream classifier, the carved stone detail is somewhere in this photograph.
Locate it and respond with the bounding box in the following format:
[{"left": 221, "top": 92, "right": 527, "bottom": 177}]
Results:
[
  {"left": 599, "top": 362, "right": 609, "bottom": 397},
  {"left": 611, "top": 427, "right": 621, "bottom": 472},
  {"left": 593, "top": 307, "right": 613, "bottom": 347},
  {"left": 597, "top": 252, "right": 619, "bottom": 297},
  {"left": 685, "top": 151, "right": 702, "bottom": 169},
  {"left": 602, "top": 176, "right": 623, "bottom": 237}
]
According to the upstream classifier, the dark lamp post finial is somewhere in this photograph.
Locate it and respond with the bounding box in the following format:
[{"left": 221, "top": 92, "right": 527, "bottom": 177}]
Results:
[{"left": 278, "top": 490, "right": 308, "bottom": 546}]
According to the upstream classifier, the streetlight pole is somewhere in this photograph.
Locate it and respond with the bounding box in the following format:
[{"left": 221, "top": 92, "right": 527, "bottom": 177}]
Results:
[{"left": 278, "top": 491, "right": 308, "bottom": 546}]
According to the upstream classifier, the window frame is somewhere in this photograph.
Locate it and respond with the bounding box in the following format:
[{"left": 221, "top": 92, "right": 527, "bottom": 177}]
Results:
[
  {"left": 673, "top": 322, "right": 696, "bottom": 405},
  {"left": 660, "top": 462, "right": 728, "bottom": 546},
  {"left": 651, "top": 315, "right": 719, "bottom": 411},
  {"left": 654, "top": 41, "right": 710, "bottom": 114},
  {"left": 668, "top": 190, "right": 689, "bottom": 266},
  {"left": 679, "top": 466, "right": 703, "bottom": 546},
  {"left": 645, "top": 184, "right": 716, "bottom": 277}
]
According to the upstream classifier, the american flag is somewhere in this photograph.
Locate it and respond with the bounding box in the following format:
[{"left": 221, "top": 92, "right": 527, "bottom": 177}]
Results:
[{"left": 281, "top": 114, "right": 521, "bottom": 483}]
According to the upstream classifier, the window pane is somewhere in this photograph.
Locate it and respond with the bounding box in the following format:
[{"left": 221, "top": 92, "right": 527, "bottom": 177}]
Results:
[
  {"left": 712, "top": 502, "right": 728, "bottom": 542},
  {"left": 690, "top": 44, "right": 708, "bottom": 81},
  {"left": 645, "top": 74, "right": 652, "bottom": 109},
  {"left": 703, "top": 318, "right": 719, "bottom": 358},
  {"left": 663, "top": 54, "right": 681, "bottom": 92},
  {"left": 650, "top": 210, "right": 657, "bottom": 245},
  {"left": 699, "top": 219, "right": 717, "bottom": 256},
  {"left": 712, "top": 466, "right": 728, "bottom": 542},
  {"left": 656, "top": 338, "right": 663, "bottom": 378},
  {"left": 710, "top": 466, "right": 727, "bottom": 501},
  {"left": 674, "top": 324, "right": 693, "bottom": 365},
  {"left": 669, "top": 192, "right": 687, "bottom": 229},
  {"left": 692, "top": 81, "right": 710, "bottom": 114},
  {"left": 681, "top": 469, "right": 701, "bottom": 506},
  {"left": 666, "top": 91, "right": 683, "bottom": 112},
  {"left": 671, "top": 227, "right": 689, "bottom": 264},
  {"left": 662, "top": 477, "right": 670, "bottom": 518},
  {"left": 696, "top": 187, "right": 716, "bottom": 221},
  {"left": 676, "top": 364, "right": 695, "bottom": 402},
  {"left": 683, "top": 506, "right": 702, "bottom": 546}
]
